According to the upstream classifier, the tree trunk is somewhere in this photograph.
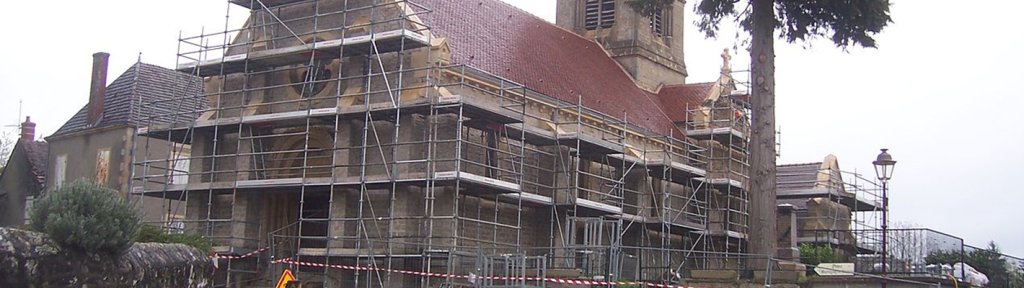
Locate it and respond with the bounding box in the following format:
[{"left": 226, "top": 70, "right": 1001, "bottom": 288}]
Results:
[{"left": 748, "top": 0, "right": 778, "bottom": 265}]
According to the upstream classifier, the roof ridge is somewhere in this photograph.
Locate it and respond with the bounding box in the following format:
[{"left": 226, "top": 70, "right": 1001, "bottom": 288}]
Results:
[
  {"left": 661, "top": 82, "right": 716, "bottom": 89},
  {"left": 778, "top": 162, "right": 824, "bottom": 167}
]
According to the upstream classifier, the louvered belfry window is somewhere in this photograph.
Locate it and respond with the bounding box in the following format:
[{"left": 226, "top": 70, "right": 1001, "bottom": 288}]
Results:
[
  {"left": 650, "top": 8, "right": 664, "bottom": 37},
  {"left": 584, "top": 0, "right": 615, "bottom": 30}
]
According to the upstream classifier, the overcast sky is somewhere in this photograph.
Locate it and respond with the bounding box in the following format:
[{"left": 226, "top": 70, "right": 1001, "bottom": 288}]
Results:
[{"left": 1, "top": 1, "right": 1021, "bottom": 255}]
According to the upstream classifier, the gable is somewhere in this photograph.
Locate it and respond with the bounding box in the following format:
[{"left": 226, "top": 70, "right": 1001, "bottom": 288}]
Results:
[{"left": 0, "top": 140, "right": 47, "bottom": 196}]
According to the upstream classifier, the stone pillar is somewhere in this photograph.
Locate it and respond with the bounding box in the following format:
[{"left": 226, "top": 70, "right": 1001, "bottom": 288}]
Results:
[
  {"left": 623, "top": 169, "right": 651, "bottom": 217},
  {"left": 335, "top": 119, "right": 358, "bottom": 181},
  {"left": 396, "top": 114, "right": 428, "bottom": 179},
  {"left": 231, "top": 192, "right": 261, "bottom": 249},
  {"left": 776, "top": 204, "right": 799, "bottom": 260},
  {"left": 328, "top": 188, "right": 352, "bottom": 250},
  {"left": 184, "top": 191, "right": 209, "bottom": 234},
  {"left": 391, "top": 186, "right": 426, "bottom": 253}
]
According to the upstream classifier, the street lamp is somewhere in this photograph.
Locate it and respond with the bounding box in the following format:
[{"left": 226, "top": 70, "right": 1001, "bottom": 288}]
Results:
[{"left": 873, "top": 148, "right": 896, "bottom": 288}]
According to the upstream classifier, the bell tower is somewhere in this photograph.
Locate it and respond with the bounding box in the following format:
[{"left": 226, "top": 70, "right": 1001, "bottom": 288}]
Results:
[{"left": 556, "top": 0, "right": 687, "bottom": 91}]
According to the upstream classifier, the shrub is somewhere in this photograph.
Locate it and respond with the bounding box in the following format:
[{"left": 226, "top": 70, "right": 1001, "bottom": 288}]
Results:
[
  {"left": 800, "top": 243, "right": 840, "bottom": 267},
  {"left": 29, "top": 179, "right": 141, "bottom": 254},
  {"left": 135, "top": 224, "right": 212, "bottom": 254}
]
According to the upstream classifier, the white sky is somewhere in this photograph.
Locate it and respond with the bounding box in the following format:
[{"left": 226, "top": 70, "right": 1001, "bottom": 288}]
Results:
[{"left": 1, "top": 0, "right": 1021, "bottom": 255}]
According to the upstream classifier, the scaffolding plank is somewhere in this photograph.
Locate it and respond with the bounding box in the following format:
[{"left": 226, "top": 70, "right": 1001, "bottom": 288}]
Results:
[
  {"left": 641, "top": 217, "right": 706, "bottom": 232},
  {"left": 497, "top": 191, "right": 553, "bottom": 207},
  {"left": 297, "top": 248, "right": 421, "bottom": 258},
  {"left": 697, "top": 229, "right": 747, "bottom": 239},
  {"left": 574, "top": 198, "right": 622, "bottom": 215},
  {"left": 606, "top": 153, "right": 646, "bottom": 168},
  {"left": 329, "top": 172, "right": 430, "bottom": 189},
  {"left": 229, "top": 0, "right": 305, "bottom": 9},
  {"left": 841, "top": 195, "right": 881, "bottom": 212},
  {"left": 647, "top": 158, "right": 707, "bottom": 183},
  {"left": 241, "top": 107, "right": 338, "bottom": 124},
  {"left": 138, "top": 107, "right": 341, "bottom": 143},
  {"left": 437, "top": 95, "right": 523, "bottom": 124},
  {"left": 685, "top": 127, "right": 746, "bottom": 143},
  {"left": 696, "top": 177, "right": 745, "bottom": 195},
  {"left": 557, "top": 132, "right": 623, "bottom": 155},
  {"left": 339, "top": 98, "right": 433, "bottom": 119},
  {"left": 776, "top": 188, "right": 878, "bottom": 211},
  {"left": 178, "top": 29, "right": 430, "bottom": 77},
  {"left": 177, "top": 54, "right": 248, "bottom": 77},
  {"left": 503, "top": 123, "right": 556, "bottom": 145},
  {"left": 433, "top": 171, "right": 521, "bottom": 195},
  {"left": 134, "top": 181, "right": 238, "bottom": 199}
]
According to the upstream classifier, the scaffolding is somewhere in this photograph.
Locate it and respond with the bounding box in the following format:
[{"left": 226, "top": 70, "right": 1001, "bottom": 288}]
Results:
[
  {"left": 130, "top": 0, "right": 748, "bottom": 286},
  {"left": 776, "top": 161, "right": 884, "bottom": 261},
  {"left": 683, "top": 70, "right": 752, "bottom": 272}
]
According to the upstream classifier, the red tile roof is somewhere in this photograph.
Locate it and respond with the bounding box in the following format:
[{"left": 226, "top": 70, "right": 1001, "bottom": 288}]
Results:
[
  {"left": 656, "top": 82, "right": 714, "bottom": 122},
  {"left": 418, "top": 0, "right": 680, "bottom": 136}
]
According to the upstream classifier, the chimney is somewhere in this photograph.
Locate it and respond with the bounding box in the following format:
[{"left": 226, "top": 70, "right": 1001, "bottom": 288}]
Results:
[
  {"left": 87, "top": 52, "right": 110, "bottom": 125},
  {"left": 20, "top": 116, "right": 35, "bottom": 141}
]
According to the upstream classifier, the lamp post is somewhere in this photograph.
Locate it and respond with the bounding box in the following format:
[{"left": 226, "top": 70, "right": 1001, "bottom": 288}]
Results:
[{"left": 873, "top": 148, "right": 896, "bottom": 288}]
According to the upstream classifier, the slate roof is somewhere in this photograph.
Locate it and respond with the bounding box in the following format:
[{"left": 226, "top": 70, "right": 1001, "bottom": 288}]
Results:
[
  {"left": 656, "top": 82, "right": 715, "bottom": 122},
  {"left": 776, "top": 162, "right": 822, "bottom": 194},
  {"left": 417, "top": 0, "right": 680, "bottom": 136},
  {"left": 50, "top": 63, "right": 203, "bottom": 137}
]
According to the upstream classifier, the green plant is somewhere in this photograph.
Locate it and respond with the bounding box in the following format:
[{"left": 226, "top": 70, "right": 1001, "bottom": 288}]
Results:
[
  {"left": 135, "top": 224, "right": 212, "bottom": 253},
  {"left": 29, "top": 179, "right": 141, "bottom": 254},
  {"left": 800, "top": 244, "right": 839, "bottom": 267}
]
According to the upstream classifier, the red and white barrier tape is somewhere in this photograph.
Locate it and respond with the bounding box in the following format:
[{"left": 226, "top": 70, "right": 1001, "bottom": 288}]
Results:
[
  {"left": 211, "top": 247, "right": 269, "bottom": 260},
  {"left": 273, "top": 257, "right": 694, "bottom": 288}
]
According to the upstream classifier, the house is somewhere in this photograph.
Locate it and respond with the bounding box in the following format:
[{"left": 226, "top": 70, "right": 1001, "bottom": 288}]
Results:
[
  {"left": 134, "top": 0, "right": 754, "bottom": 285},
  {"left": 0, "top": 117, "right": 47, "bottom": 227},
  {"left": 776, "top": 155, "right": 883, "bottom": 260},
  {"left": 46, "top": 52, "right": 202, "bottom": 226}
]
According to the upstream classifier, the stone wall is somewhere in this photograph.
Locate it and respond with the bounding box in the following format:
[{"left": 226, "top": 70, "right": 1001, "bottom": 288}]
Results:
[{"left": 0, "top": 228, "right": 211, "bottom": 287}]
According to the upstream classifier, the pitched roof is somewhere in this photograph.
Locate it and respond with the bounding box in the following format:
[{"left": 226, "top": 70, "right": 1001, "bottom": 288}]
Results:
[
  {"left": 774, "top": 161, "right": 823, "bottom": 192},
  {"left": 0, "top": 139, "right": 48, "bottom": 196},
  {"left": 417, "top": 0, "right": 680, "bottom": 136},
  {"left": 776, "top": 162, "right": 823, "bottom": 193},
  {"left": 50, "top": 63, "right": 203, "bottom": 137},
  {"left": 656, "top": 82, "right": 715, "bottom": 122},
  {"left": 21, "top": 140, "right": 48, "bottom": 192}
]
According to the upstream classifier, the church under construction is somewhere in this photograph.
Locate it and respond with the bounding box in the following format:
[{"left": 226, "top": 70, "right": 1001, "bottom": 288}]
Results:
[{"left": 131, "top": 0, "right": 756, "bottom": 286}]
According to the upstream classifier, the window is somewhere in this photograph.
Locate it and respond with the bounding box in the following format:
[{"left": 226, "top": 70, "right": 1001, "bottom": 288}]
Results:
[
  {"left": 96, "top": 149, "right": 110, "bottom": 184},
  {"left": 23, "top": 195, "right": 34, "bottom": 225},
  {"left": 170, "top": 155, "right": 190, "bottom": 185},
  {"left": 290, "top": 62, "right": 332, "bottom": 98},
  {"left": 584, "top": 0, "right": 615, "bottom": 30},
  {"left": 54, "top": 154, "right": 67, "bottom": 188},
  {"left": 650, "top": 8, "right": 671, "bottom": 38}
]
